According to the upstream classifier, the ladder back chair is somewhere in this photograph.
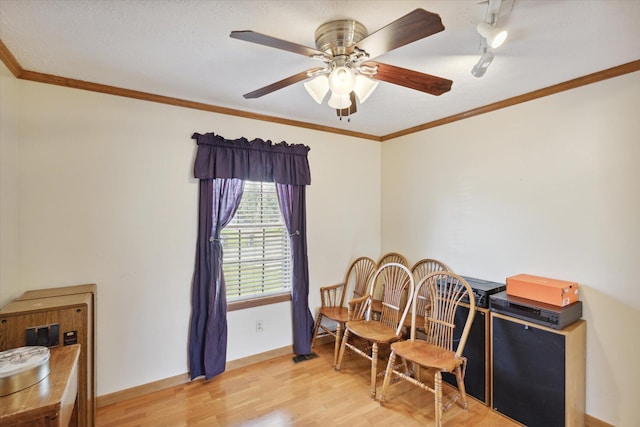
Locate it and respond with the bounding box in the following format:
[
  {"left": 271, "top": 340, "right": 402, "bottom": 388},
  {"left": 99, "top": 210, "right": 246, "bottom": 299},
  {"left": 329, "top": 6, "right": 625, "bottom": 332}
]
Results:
[
  {"left": 311, "top": 256, "right": 376, "bottom": 367},
  {"left": 379, "top": 271, "right": 476, "bottom": 427},
  {"left": 336, "top": 262, "right": 414, "bottom": 400}
]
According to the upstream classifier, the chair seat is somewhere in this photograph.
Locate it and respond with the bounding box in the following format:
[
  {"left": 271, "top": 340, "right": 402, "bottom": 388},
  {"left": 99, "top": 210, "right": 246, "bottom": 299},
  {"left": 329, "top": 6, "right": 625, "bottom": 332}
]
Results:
[
  {"left": 390, "top": 340, "right": 461, "bottom": 372},
  {"left": 319, "top": 306, "right": 349, "bottom": 323},
  {"left": 346, "top": 320, "right": 399, "bottom": 343}
]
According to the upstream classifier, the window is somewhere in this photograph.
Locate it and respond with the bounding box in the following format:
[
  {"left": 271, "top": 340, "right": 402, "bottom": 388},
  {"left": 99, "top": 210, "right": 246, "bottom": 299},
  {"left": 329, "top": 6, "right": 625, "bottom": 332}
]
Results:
[{"left": 221, "top": 181, "right": 291, "bottom": 303}]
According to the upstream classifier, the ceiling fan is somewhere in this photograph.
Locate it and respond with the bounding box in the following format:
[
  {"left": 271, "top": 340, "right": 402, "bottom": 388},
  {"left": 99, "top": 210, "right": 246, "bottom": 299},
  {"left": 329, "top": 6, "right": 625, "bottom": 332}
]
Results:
[{"left": 230, "top": 8, "right": 453, "bottom": 119}]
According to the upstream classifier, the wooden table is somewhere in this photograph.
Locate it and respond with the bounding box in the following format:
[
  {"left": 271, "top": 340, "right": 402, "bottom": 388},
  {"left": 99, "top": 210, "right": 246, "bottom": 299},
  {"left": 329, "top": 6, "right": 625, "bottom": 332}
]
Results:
[{"left": 0, "top": 345, "right": 80, "bottom": 427}]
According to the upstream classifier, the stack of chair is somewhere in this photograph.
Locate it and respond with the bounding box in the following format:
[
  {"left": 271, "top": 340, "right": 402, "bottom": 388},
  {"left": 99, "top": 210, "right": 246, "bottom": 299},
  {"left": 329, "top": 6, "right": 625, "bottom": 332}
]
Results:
[{"left": 314, "top": 253, "right": 475, "bottom": 427}]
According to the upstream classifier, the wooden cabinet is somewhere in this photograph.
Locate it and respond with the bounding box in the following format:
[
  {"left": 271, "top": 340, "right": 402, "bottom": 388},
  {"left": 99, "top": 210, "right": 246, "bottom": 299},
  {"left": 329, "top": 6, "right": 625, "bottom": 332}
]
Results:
[
  {"left": 0, "top": 285, "right": 96, "bottom": 427},
  {"left": 491, "top": 312, "right": 585, "bottom": 427},
  {"left": 0, "top": 345, "right": 80, "bottom": 426}
]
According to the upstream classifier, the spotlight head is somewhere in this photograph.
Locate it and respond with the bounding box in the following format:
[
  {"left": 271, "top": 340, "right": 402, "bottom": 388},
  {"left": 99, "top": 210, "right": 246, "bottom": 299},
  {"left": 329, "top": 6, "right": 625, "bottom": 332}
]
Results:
[
  {"left": 471, "top": 51, "right": 495, "bottom": 78},
  {"left": 477, "top": 22, "right": 508, "bottom": 48}
]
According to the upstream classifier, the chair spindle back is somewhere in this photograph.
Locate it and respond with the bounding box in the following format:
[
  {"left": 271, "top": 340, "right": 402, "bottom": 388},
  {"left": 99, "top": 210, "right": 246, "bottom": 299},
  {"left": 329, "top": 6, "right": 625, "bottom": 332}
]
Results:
[
  {"left": 415, "top": 272, "right": 476, "bottom": 358},
  {"left": 410, "top": 258, "right": 451, "bottom": 329},
  {"left": 369, "top": 262, "right": 414, "bottom": 336},
  {"left": 346, "top": 256, "right": 377, "bottom": 303}
]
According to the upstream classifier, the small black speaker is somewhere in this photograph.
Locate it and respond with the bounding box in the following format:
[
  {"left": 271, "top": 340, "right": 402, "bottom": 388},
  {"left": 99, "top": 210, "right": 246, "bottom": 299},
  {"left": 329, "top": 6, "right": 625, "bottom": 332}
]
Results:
[
  {"left": 492, "top": 315, "right": 566, "bottom": 427},
  {"left": 442, "top": 305, "right": 488, "bottom": 404}
]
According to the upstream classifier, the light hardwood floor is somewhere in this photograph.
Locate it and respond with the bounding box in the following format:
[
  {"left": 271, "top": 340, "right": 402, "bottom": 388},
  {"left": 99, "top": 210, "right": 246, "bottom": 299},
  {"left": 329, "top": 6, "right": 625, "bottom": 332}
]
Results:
[{"left": 96, "top": 342, "right": 519, "bottom": 426}]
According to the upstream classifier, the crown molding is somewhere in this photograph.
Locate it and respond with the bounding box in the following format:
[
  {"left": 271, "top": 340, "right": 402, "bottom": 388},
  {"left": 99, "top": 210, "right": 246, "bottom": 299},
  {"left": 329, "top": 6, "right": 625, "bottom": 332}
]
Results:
[
  {"left": 1, "top": 39, "right": 638, "bottom": 142},
  {"left": 380, "top": 59, "right": 640, "bottom": 141},
  {"left": 0, "top": 39, "right": 23, "bottom": 77}
]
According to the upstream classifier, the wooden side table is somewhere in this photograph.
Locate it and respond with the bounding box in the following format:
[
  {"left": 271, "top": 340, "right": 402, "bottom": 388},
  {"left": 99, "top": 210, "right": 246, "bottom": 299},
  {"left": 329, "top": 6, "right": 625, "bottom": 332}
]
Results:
[
  {"left": 0, "top": 344, "right": 80, "bottom": 427},
  {"left": 0, "top": 291, "right": 94, "bottom": 427}
]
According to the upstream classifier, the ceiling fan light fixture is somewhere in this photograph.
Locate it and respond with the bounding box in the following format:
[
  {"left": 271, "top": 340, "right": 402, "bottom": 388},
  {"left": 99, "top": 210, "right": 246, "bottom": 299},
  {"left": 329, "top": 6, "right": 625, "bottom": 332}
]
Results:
[
  {"left": 354, "top": 74, "right": 378, "bottom": 103},
  {"left": 328, "top": 65, "right": 356, "bottom": 95},
  {"left": 327, "top": 92, "right": 352, "bottom": 109},
  {"left": 477, "top": 22, "right": 507, "bottom": 48},
  {"left": 304, "top": 75, "right": 330, "bottom": 103}
]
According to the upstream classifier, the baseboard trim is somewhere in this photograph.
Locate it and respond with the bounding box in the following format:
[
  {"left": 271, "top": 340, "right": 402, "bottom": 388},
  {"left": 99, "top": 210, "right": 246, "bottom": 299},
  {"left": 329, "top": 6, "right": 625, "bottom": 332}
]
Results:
[
  {"left": 96, "top": 345, "right": 294, "bottom": 408},
  {"left": 96, "top": 372, "right": 191, "bottom": 408},
  {"left": 585, "top": 414, "right": 615, "bottom": 427}
]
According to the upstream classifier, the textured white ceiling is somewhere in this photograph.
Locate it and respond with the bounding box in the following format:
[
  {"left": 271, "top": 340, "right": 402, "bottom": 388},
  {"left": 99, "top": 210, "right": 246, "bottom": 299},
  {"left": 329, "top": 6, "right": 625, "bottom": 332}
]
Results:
[{"left": 1, "top": 0, "right": 639, "bottom": 137}]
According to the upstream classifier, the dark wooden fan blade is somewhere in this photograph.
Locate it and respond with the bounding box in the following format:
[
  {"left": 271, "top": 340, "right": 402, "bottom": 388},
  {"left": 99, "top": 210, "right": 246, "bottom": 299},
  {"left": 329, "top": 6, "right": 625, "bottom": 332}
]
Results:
[
  {"left": 365, "top": 61, "right": 452, "bottom": 96},
  {"left": 230, "top": 30, "right": 325, "bottom": 58},
  {"left": 354, "top": 9, "right": 445, "bottom": 60},
  {"left": 242, "top": 67, "right": 325, "bottom": 99}
]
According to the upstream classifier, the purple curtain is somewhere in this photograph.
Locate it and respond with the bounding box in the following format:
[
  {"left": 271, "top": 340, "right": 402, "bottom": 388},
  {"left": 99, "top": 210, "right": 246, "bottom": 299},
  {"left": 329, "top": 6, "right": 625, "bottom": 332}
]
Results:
[
  {"left": 193, "top": 133, "right": 311, "bottom": 184},
  {"left": 276, "top": 184, "right": 314, "bottom": 355},
  {"left": 189, "top": 133, "right": 312, "bottom": 379},
  {"left": 189, "top": 178, "right": 244, "bottom": 380}
]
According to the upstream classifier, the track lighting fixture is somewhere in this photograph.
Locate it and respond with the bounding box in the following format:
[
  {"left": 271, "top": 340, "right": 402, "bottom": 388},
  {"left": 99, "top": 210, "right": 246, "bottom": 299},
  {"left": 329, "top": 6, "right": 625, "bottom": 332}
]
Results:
[
  {"left": 476, "top": 21, "right": 508, "bottom": 49},
  {"left": 471, "top": 0, "right": 511, "bottom": 78},
  {"left": 471, "top": 50, "right": 495, "bottom": 78}
]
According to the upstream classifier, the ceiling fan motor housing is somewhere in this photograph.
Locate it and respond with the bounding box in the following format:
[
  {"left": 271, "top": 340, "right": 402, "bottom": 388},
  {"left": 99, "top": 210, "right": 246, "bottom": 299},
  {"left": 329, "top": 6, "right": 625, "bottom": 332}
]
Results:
[{"left": 314, "top": 19, "right": 368, "bottom": 56}]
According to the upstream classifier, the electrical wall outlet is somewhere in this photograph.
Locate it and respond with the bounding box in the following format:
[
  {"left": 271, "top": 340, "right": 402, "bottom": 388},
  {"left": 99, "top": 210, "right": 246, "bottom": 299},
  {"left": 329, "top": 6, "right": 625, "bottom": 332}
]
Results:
[{"left": 256, "top": 320, "right": 263, "bottom": 332}]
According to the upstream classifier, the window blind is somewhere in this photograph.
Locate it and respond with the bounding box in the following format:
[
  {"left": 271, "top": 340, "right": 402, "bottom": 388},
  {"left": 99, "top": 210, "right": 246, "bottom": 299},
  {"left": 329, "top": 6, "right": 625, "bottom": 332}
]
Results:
[{"left": 222, "top": 181, "right": 291, "bottom": 301}]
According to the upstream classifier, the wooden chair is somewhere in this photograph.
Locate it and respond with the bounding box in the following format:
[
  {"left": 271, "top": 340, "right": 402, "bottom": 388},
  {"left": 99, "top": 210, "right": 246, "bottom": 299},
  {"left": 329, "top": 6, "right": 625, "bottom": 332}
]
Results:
[
  {"left": 336, "top": 262, "right": 414, "bottom": 400},
  {"left": 405, "top": 258, "right": 451, "bottom": 329},
  {"left": 379, "top": 271, "right": 476, "bottom": 427},
  {"left": 371, "top": 252, "right": 409, "bottom": 314},
  {"left": 310, "top": 256, "right": 376, "bottom": 367}
]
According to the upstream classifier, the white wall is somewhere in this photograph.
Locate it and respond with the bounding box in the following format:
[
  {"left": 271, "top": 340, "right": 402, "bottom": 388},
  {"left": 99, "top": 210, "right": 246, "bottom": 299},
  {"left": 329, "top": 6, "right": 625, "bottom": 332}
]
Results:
[
  {"left": 0, "top": 63, "right": 20, "bottom": 297},
  {"left": 0, "top": 61, "right": 381, "bottom": 395},
  {"left": 381, "top": 71, "right": 640, "bottom": 426},
  {"left": 4, "top": 58, "right": 638, "bottom": 424}
]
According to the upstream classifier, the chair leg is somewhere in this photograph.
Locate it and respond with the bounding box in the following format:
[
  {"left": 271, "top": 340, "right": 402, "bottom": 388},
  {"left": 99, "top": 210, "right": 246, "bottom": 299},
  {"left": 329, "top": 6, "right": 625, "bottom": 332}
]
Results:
[
  {"left": 310, "top": 313, "right": 323, "bottom": 349},
  {"left": 335, "top": 329, "right": 350, "bottom": 372},
  {"left": 370, "top": 342, "right": 379, "bottom": 400},
  {"left": 454, "top": 364, "right": 469, "bottom": 410},
  {"left": 379, "top": 350, "right": 396, "bottom": 406},
  {"left": 333, "top": 322, "right": 343, "bottom": 367},
  {"left": 434, "top": 371, "right": 443, "bottom": 427}
]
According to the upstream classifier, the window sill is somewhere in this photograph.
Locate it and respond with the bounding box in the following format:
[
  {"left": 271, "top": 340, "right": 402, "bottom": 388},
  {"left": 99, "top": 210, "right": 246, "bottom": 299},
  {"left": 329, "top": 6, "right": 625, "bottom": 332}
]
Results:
[{"left": 228, "top": 293, "right": 292, "bottom": 311}]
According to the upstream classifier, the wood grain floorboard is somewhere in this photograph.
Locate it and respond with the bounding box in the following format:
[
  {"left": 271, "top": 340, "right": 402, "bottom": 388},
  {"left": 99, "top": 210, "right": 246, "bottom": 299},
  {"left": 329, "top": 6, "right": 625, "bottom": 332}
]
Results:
[{"left": 96, "top": 343, "right": 519, "bottom": 426}]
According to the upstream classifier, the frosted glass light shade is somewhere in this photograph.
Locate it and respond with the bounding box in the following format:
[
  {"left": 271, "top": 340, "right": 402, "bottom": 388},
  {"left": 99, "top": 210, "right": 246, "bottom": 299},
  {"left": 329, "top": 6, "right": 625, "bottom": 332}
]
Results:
[
  {"left": 354, "top": 75, "right": 378, "bottom": 103},
  {"left": 477, "top": 22, "right": 507, "bottom": 48},
  {"left": 303, "top": 75, "right": 330, "bottom": 104},
  {"left": 328, "top": 66, "right": 356, "bottom": 95},
  {"left": 327, "top": 93, "right": 352, "bottom": 109}
]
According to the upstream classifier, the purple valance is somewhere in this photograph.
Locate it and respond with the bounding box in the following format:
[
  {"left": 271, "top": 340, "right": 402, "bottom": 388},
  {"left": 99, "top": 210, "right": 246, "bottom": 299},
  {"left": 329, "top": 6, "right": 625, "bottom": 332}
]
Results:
[{"left": 192, "top": 133, "right": 311, "bottom": 185}]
